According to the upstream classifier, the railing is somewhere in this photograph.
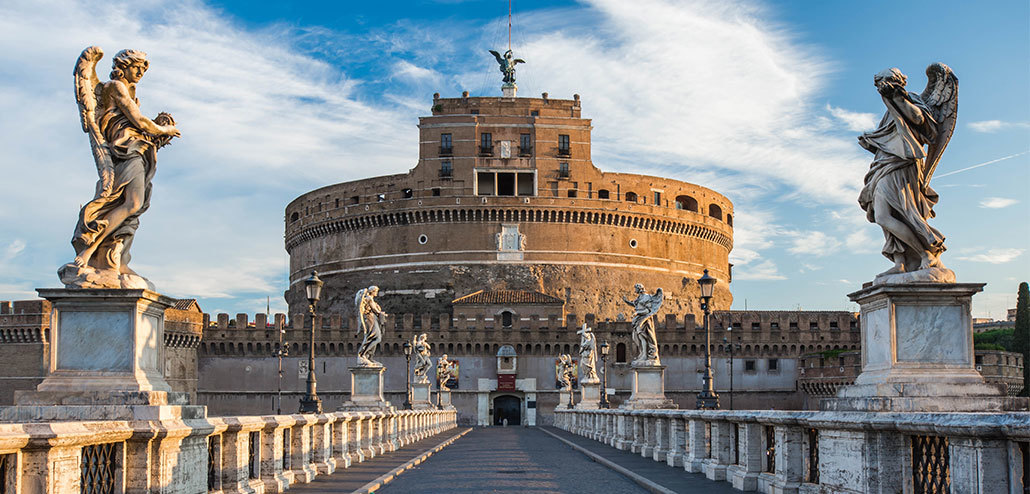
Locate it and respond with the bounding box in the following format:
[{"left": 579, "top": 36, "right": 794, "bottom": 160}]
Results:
[
  {"left": 554, "top": 409, "right": 1029, "bottom": 493},
  {"left": 0, "top": 408, "right": 457, "bottom": 493}
]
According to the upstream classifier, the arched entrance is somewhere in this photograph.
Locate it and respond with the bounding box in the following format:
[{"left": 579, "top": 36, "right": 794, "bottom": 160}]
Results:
[{"left": 493, "top": 395, "right": 521, "bottom": 425}]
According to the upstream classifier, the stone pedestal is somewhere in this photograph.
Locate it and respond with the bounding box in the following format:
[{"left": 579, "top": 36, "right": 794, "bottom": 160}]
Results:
[
  {"left": 576, "top": 381, "right": 601, "bottom": 410},
  {"left": 621, "top": 365, "right": 676, "bottom": 409},
  {"left": 411, "top": 381, "right": 433, "bottom": 409},
  {"left": 2, "top": 288, "right": 205, "bottom": 422},
  {"left": 823, "top": 282, "right": 1027, "bottom": 412},
  {"left": 338, "top": 365, "right": 394, "bottom": 411},
  {"left": 556, "top": 388, "right": 573, "bottom": 410},
  {"left": 501, "top": 84, "right": 517, "bottom": 98},
  {"left": 437, "top": 389, "right": 454, "bottom": 409}
]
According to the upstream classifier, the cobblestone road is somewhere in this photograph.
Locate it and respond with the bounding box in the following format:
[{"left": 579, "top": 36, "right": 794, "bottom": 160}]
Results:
[{"left": 378, "top": 427, "right": 648, "bottom": 494}]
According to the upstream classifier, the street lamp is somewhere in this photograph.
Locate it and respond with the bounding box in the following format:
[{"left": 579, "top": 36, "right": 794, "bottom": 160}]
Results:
[
  {"left": 696, "top": 269, "right": 720, "bottom": 410},
  {"left": 599, "top": 341, "right": 610, "bottom": 409},
  {"left": 275, "top": 327, "right": 289, "bottom": 414},
  {"left": 402, "top": 340, "right": 413, "bottom": 410},
  {"left": 723, "top": 336, "right": 736, "bottom": 410},
  {"left": 298, "top": 271, "right": 323, "bottom": 414}
]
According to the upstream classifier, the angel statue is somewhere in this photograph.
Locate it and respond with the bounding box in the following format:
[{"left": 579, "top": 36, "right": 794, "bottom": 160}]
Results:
[
  {"left": 412, "top": 333, "right": 432, "bottom": 384},
  {"left": 623, "top": 283, "right": 664, "bottom": 366},
  {"left": 577, "top": 324, "right": 599, "bottom": 383},
  {"left": 436, "top": 354, "right": 452, "bottom": 391},
  {"left": 858, "top": 63, "right": 958, "bottom": 284},
  {"left": 355, "top": 286, "right": 386, "bottom": 366},
  {"left": 489, "top": 49, "right": 525, "bottom": 86},
  {"left": 556, "top": 354, "right": 576, "bottom": 391},
  {"left": 58, "top": 47, "right": 180, "bottom": 289}
]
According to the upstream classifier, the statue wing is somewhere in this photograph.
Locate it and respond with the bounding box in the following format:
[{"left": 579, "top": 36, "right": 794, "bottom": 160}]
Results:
[
  {"left": 74, "top": 46, "right": 116, "bottom": 195},
  {"left": 648, "top": 288, "right": 665, "bottom": 318},
  {"left": 513, "top": 59, "right": 525, "bottom": 65},
  {"left": 354, "top": 288, "right": 367, "bottom": 333},
  {"left": 918, "top": 62, "right": 958, "bottom": 187},
  {"left": 489, "top": 50, "right": 504, "bottom": 65}
]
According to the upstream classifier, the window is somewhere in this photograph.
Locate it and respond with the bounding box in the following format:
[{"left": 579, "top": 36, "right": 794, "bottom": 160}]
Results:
[
  {"left": 470, "top": 109, "right": 479, "bottom": 115},
  {"left": 350, "top": 196, "right": 359, "bottom": 205},
  {"left": 768, "top": 359, "right": 779, "bottom": 371},
  {"left": 440, "top": 161, "right": 452, "bottom": 178},
  {"left": 334, "top": 198, "right": 339, "bottom": 208},
  {"left": 616, "top": 342, "right": 627, "bottom": 363},
  {"left": 530, "top": 110, "right": 539, "bottom": 116},
  {"left": 789, "top": 321, "right": 799, "bottom": 330},
  {"left": 810, "top": 322, "right": 819, "bottom": 330},
  {"left": 975, "top": 355, "right": 983, "bottom": 365},
  {"left": 752, "top": 322, "right": 761, "bottom": 331},
  {"left": 567, "top": 189, "right": 577, "bottom": 198},
  {"left": 598, "top": 189, "right": 610, "bottom": 199},
  {"left": 745, "top": 360, "right": 756, "bottom": 371},
  {"left": 376, "top": 193, "right": 386, "bottom": 202},
  {"left": 476, "top": 170, "right": 536, "bottom": 196},
  {"left": 675, "top": 195, "right": 699, "bottom": 212},
  {"left": 709, "top": 203, "right": 723, "bottom": 220},
  {"left": 440, "top": 133, "right": 452, "bottom": 154},
  {"left": 727, "top": 214, "right": 733, "bottom": 226},
  {"left": 402, "top": 188, "right": 413, "bottom": 199},
  {"left": 732, "top": 322, "right": 742, "bottom": 330},
  {"left": 519, "top": 133, "right": 532, "bottom": 155},
  {"left": 290, "top": 212, "right": 299, "bottom": 222},
  {"left": 558, "top": 134, "right": 570, "bottom": 155},
  {"left": 558, "top": 162, "right": 570, "bottom": 179},
  {"left": 830, "top": 321, "right": 839, "bottom": 330},
  {"left": 477, "top": 172, "right": 495, "bottom": 195},
  {"left": 501, "top": 311, "right": 513, "bottom": 328},
  {"left": 653, "top": 191, "right": 661, "bottom": 205},
  {"left": 432, "top": 188, "right": 441, "bottom": 196},
  {"left": 625, "top": 191, "right": 638, "bottom": 202},
  {"left": 770, "top": 322, "right": 780, "bottom": 330},
  {"left": 480, "top": 133, "right": 493, "bottom": 154}
]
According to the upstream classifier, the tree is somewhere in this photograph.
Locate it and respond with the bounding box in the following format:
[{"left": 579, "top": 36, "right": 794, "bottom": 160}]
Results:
[{"left": 1014, "top": 282, "right": 1029, "bottom": 396}]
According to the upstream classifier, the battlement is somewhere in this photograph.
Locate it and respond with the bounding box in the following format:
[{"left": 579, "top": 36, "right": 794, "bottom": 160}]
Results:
[{"left": 429, "top": 92, "right": 582, "bottom": 118}]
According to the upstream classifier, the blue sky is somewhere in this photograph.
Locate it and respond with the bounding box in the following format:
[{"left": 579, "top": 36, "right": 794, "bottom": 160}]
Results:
[{"left": 0, "top": 0, "right": 1026, "bottom": 318}]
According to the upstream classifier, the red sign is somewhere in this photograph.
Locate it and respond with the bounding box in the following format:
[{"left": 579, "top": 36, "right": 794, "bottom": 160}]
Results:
[{"left": 498, "top": 373, "right": 516, "bottom": 391}]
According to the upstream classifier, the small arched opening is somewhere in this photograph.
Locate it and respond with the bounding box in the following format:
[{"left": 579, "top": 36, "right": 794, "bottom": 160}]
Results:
[
  {"left": 709, "top": 204, "right": 723, "bottom": 221},
  {"left": 625, "top": 191, "right": 638, "bottom": 203},
  {"left": 501, "top": 311, "right": 514, "bottom": 328},
  {"left": 675, "top": 195, "right": 698, "bottom": 212},
  {"left": 597, "top": 189, "right": 610, "bottom": 199},
  {"left": 616, "top": 342, "right": 627, "bottom": 363}
]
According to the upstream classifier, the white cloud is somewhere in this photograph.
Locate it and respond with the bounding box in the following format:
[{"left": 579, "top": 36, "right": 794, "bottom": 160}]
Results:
[
  {"left": 967, "top": 120, "right": 1030, "bottom": 133},
  {"left": 979, "top": 197, "right": 1018, "bottom": 209},
  {"left": 826, "top": 104, "right": 877, "bottom": 131},
  {"left": 956, "top": 248, "right": 1024, "bottom": 264},
  {"left": 786, "top": 230, "right": 841, "bottom": 257},
  {"left": 734, "top": 259, "right": 786, "bottom": 281}
]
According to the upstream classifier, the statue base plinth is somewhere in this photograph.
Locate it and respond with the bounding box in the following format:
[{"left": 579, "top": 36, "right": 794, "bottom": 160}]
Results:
[
  {"left": 621, "top": 365, "right": 676, "bottom": 409},
  {"left": 501, "top": 84, "right": 517, "bottom": 98},
  {"left": 822, "top": 282, "right": 1027, "bottom": 412},
  {"left": 0, "top": 288, "right": 209, "bottom": 421},
  {"left": 555, "top": 389, "right": 574, "bottom": 410},
  {"left": 411, "top": 381, "right": 434, "bottom": 410},
  {"left": 437, "top": 389, "right": 454, "bottom": 409},
  {"left": 576, "top": 381, "right": 601, "bottom": 410},
  {"left": 338, "top": 366, "right": 394, "bottom": 411}
]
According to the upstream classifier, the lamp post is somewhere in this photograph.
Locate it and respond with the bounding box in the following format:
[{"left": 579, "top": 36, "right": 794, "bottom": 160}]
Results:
[
  {"left": 696, "top": 269, "right": 720, "bottom": 409},
  {"left": 599, "top": 341, "right": 610, "bottom": 409},
  {"left": 724, "top": 336, "right": 735, "bottom": 410},
  {"left": 298, "top": 271, "right": 323, "bottom": 414},
  {"left": 402, "top": 340, "right": 412, "bottom": 410},
  {"left": 275, "top": 327, "right": 289, "bottom": 414}
]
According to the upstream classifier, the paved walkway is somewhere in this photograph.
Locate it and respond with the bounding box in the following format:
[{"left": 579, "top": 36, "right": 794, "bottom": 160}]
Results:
[{"left": 378, "top": 426, "right": 740, "bottom": 494}]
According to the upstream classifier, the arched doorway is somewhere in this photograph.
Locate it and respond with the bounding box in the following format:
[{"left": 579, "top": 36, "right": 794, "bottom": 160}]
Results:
[{"left": 493, "top": 395, "right": 521, "bottom": 426}]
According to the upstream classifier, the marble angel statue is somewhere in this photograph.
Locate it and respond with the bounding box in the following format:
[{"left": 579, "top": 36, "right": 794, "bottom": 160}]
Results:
[
  {"left": 556, "top": 354, "right": 575, "bottom": 391},
  {"left": 59, "top": 47, "right": 180, "bottom": 290},
  {"left": 577, "top": 324, "right": 599, "bottom": 383},
  {"left": 412, "top": 333, "right": 432, "bottom": 383},
  {"left": 355, "top": 286, "right": 386, "bottom": 366},
  {"left": 858, "top": 63, "right": 958, "bottom": 284},
  {"left": 436, "top": 354, "right": 452, "bottom": 391},
  {"left": 623, "top": 283, "right": 664, "bottom": 366}
]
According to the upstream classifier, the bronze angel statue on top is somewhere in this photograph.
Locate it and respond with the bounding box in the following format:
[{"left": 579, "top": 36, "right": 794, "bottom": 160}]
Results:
[
  {"left": 858, "top": 63, "right": 958, "bottom": 284},
  {"left": 489, "top": 49, "right": 524, "bottom": 86},
  {"left": 59, "top": 46, "right": 180, "bottom": 290}
]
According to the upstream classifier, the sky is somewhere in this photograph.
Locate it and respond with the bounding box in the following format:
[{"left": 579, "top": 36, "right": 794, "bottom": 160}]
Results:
[{"left": 0, "top": 0, "right": 1026, "bottom": 319}]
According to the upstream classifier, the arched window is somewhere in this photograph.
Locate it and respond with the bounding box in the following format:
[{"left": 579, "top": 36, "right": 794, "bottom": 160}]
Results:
[
  {"left": 709, "top": 204, "right": 723, "bottom": 220},
  {"left": 597, "top": 189, "right": 610, "bottom": 199},
  {"left": 675, "top": 195, "right": 698, "bottom": 212},
  {"left": 726, "top": 214, "right": 733, "bottom": 226},
  {"left": 625, "top": 192, "right": 638, "bottom": 203},
  {"left": 290, "top": 212, "right": 299, "bottom": 222},
  {"left": 616, "top": 342, "right": 627, "bottom": 363},
  {"left": 501, "top": 311, "right": 514, "bottom": 328}
]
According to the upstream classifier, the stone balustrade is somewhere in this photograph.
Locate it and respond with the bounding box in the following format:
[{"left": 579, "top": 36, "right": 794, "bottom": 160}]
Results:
[
  {"left": 0, "top": 408, "right": 457, "bottom": 493},
  {"left": 555, "top": 408, "right": 1029, "bottom": 493}
]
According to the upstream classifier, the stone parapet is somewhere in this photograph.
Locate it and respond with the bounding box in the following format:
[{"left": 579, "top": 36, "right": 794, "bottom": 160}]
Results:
[
  {"left": 0, "top": 408, "right": 457, "bottom": 493},
  {"left": 554, "top": 408, "right": 1030, "bottom": 494}
]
